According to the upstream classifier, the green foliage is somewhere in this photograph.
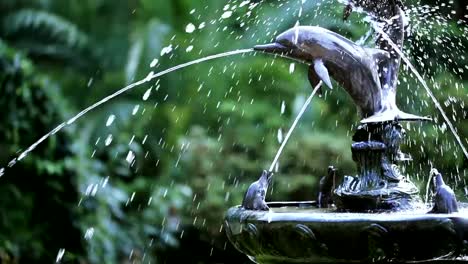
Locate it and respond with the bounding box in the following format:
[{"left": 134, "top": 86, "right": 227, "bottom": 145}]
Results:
[
  {"left": 0, "top": 41, "right": 83, "bottom": 263},
  {"left": 1, "top": 9, "right": 96, "bottom": 70}
]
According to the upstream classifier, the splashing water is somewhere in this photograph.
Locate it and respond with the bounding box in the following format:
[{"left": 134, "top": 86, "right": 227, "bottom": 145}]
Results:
[
  {"left": 293, "top": 0, "right": 306, "bottom": 45},
  {"left": 371, "top": 24, "right": 468, "bottom": 161},
  {"left": 425, "top": 170, "right": 433, "bottom": 206},
  {"left": 355, "top": 28, "right": 374, "bottom": 46},
  {"left": 0, "top": 48, "right": 253, "bottom": 177},
  {"left": 269, "top": 81, "right": 322, "bottom": 172},
  {"left": 56, "top": 248, "right": 66, "bottom": 262}
]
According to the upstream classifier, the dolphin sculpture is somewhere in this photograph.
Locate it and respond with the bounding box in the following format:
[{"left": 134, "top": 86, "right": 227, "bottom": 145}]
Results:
[{"left": 254, "top": 26, "right": 430, "bottom": 123}]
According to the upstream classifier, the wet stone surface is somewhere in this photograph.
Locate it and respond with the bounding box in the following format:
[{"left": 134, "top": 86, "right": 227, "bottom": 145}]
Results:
[
  {"left": 225, "top": 203, "right": 468, "bottom": 264},
  {"left": 335, "top": 122, "right": 421, "bottom": 212}
]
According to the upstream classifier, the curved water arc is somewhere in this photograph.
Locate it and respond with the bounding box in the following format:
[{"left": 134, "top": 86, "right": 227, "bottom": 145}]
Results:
[
  {"left": 0, "top": 48, "right": 254, "bottom": 176},
  {"left": 370, "top": 23, "right": 468, "bottom": 161},
  {"left": 269, "top": 81, "right": 323, "bottom": 172}
]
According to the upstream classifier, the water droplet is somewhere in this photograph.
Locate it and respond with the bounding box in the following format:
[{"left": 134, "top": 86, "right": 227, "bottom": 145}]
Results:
[
  {"left": 143, "top": 88, "right": 152, "bottom": 101},
  {"left": 84, "top": 228, "right": 95, "bottom": 240},
  {"left": 186, "top": 45, "right": 194, "bottom": 52},
  {"left": 277, "top": 129, "right": 283, "bottom": 143},
  {"left": 67, "top": 116, "right": 78, "bottom": 125},
  {"left": 150, "top": 58, "right": 159, "bottom": 68},
  {"left": 240, "top": 1, "right": 250, "bottom": 7},
  {"left": 132, "top": 105, "right": 140, "bottom": 115},
  {"left": 281, "top": 101, "right": 286, "bottom": 114},
  {"left": 146, "top": 71, "right": 154, "bottom": 81},
  {"left": 185, "top": 23, "right": 196, "bottom": 33},
  {"left": 160, "top": 45, "right": 173, "bottom": 56},
  {"left": 198, "top": 22, "right": 206, "bottom": 29},
  {"left": 126, "top": 151, "right": 135, "bottom": 164},
  {"left": 221, "top": 11, "right": 233, "bottom": 19},
  {"left": 8, "top": 159, "right": 17, "bottom": 168},
  {"left": 85, "top": 184, "right": 99, "bottom": 196},
  {"left": 106, "top": 115, "right": 116, "bottom": 127},
  {"left": 289, "top": 63, "right": 295, "bottom": 73},
  {"left": 105, "top": 134, "right": 113, "bottom": 146},
  {"left": 56, "top": 248, "right": 66, "bottom": 263},
  {"left": 102, "top": 176, "right": 109, "bottom": 187}
]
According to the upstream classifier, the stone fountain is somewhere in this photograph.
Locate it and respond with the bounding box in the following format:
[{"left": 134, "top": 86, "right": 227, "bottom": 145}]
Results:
[{"left": 224, "top": 1, "right": 468, "bottom": 263}]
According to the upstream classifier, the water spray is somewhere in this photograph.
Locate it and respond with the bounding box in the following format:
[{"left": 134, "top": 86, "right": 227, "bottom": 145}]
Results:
[
  {"left": 0, "top": 49, "right": 254, "bottom": 177},
  {"left": 268, "top": 81, "right": 322, "bottom": 172}
]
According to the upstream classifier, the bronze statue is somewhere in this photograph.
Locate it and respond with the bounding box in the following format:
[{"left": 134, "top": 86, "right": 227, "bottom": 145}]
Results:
[
  {"left": 241, "top": 170, "right": 273, "bottom": 211},
  {"left": 250, "top": 0, "right": 430, "bottom": 211},
  {"left": 428, "top": 169, "right": 458, "bottom": 214},
  {"left": 341, "top": 0, "right": 427, "bottom": 124},
  {"left": 226, "top": 0, "right": 467, "bottom": 261},
  {"left": 318, "top": 166, "right": 337, "bottom": 208},
  {"left": 254, "top": 25, "right": 429, "bottom": 124}
]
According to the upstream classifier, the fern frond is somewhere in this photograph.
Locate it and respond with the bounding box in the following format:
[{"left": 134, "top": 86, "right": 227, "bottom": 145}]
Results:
[
  {"left": 2, "top": 9, "right": 89, "bottom": 50},
  {"left": 0, "top": 9, "right": 99, "bottom": 70}
]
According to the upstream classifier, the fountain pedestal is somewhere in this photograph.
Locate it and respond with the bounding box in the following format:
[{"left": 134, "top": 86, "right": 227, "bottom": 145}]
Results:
[
  {"left": 334, "top": 122, "right": 421, "bottom": 212},
  {"left": 223, "top": 0, "right": 464, "bottom": 261},
  {"left": 224, "top": 121, "right": 468, "bottom": 263},
  {"left": 224, "top": 203, "right": 468, "bottom": 264}
]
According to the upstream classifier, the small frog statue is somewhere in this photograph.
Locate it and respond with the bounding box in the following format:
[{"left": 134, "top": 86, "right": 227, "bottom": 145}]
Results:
[
  {"left": 241, "top": 170, "right": 273, "bottom": 211},
  {"left": 428, "top": 168, "right": 458, "bottom": 214},
  {"left": 318, "top": 166, "right": 337, "bottom": 208}
]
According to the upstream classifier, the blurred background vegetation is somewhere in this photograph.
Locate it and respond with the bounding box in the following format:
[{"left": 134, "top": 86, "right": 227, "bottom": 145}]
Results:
[{"left": 0, "top": 0, "right": 466, "bottom": 263}]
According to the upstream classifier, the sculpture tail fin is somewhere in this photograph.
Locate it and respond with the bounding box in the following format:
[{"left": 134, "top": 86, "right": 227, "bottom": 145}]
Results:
[{"left": 360, "top": 108, "right": 432, "bottom": 124}]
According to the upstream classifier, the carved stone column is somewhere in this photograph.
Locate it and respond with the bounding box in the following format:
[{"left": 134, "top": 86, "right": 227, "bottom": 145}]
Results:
[{"left": 334, "top": 121, "right": 420, "bottom": 211}]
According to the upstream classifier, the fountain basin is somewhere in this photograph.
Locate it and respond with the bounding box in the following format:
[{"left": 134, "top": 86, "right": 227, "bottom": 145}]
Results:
[{"left": 224, "top": 202, "right": 468, "bottom": 263}]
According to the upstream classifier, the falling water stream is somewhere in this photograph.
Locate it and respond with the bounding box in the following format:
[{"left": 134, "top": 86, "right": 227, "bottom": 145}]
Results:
[
  {"left": 425, "top": 169, "right": 433, "bottom": 205},
  {"left": 0, "top": 48, "right": 254, "bottom": 177},
  {"left": 269, "top": 82, "right": 323, "bottom": 172},
  {"left": 271, "top": 0, "right": 308, "bottom": 173},
  {"left": 371, "top": 23, "right": 468, "bottom": 161}
]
